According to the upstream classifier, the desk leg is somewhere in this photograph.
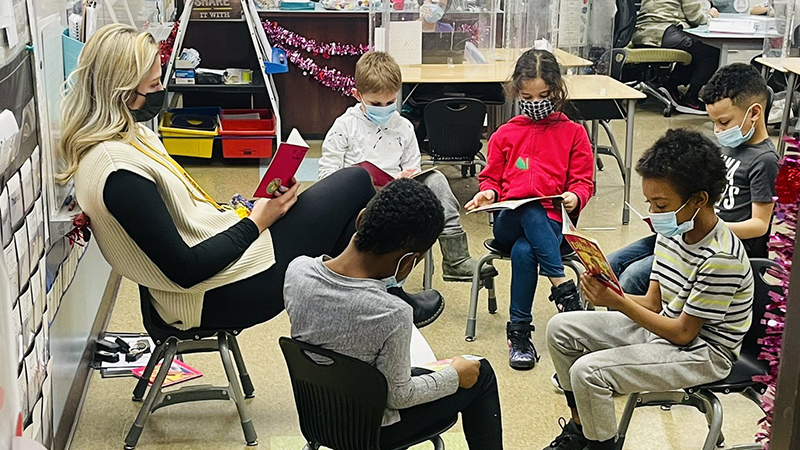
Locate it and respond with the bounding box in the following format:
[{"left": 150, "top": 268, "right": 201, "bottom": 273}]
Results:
[
  {"left": 591, "top": 120, "right": 599, "bottom": 196},
  {"left": 423, "top": 248, "right": 434, "bottom": 291},
  {"left": 779, "top": 72, "right": 797, "bottom": 157},
  {"left": 718, "top": 42, "right": 729, "bottom": 68},
  {"left": 623, "top": 99, "right": 636, "bottom": 225}
]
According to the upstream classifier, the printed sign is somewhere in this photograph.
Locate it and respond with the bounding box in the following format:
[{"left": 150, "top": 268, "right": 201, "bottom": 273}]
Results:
[{"left": 190, "top": 0, "right": 244, "bottom": 20}]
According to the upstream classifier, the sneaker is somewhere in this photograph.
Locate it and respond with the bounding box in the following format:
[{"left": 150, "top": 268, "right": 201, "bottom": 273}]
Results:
[
  {"left": 674, "top": 95, "right": 708, "bottom": 116},
  {"left": 506, "top": 322, "right": 540, "bottom": 370},
  {"left": 551, "top": 372, "right": 564, "bottom": 393},
  {"left": 549, "top": 280, "right": 583, "bottom": 312},
  {"left": 543, "top": 417, "right": 589, "bottom": 450}
]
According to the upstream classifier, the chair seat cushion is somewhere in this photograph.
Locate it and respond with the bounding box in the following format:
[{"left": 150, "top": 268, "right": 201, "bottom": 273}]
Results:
[
  {"left": 687, "top": 355, "right": 767, "bottom": 394},
  {"left": 625, "top": 48, "right": 692, "bottom": 65}
]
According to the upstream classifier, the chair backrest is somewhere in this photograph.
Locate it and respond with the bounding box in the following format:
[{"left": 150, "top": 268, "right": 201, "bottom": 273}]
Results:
[
  {"left": 279, "top": 337, "right": 388, "bottom": 450},
  {"left": 423, "top": 97, "right": 486, "bottom": 160},
  {"left": 613, "top": 0, "right": 638, "bottom": 49},
  {"left": 739, "top": 259, "right": 782, "bottom": 364},
  {"left": 765, "top": 86, "right": 774, "bottom": 123}
]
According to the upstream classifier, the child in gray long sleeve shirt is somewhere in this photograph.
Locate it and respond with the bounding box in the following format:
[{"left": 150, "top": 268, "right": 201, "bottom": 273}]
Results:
[{"left": 284, "top": 177, "right": 503, "bottom": 450}]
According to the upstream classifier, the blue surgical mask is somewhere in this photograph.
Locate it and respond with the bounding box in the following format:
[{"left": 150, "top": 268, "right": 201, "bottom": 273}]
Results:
[
  {"left": 714, "top": 104, "right": 756, "bottom": 148},
  {"left": 422, "top": 2, "right": 445, "bottom": 23},
  {"left": 364, "top": 104, "right": 396, "bottom": 126},
  {"left": 383, "top": 252, "right": 415, "bottom": 289},
  {"left": 649, "top": 200, "right": 700, "bottom": 238}
]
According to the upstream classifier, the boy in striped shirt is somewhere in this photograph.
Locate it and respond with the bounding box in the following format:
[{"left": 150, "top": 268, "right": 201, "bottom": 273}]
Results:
[{"left": 543, "top": 129, "right": 754, "bottom": 450}]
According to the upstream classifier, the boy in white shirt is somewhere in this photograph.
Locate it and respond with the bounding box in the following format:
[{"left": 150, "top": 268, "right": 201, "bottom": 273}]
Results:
[{"left": 319, "top": 51, "right": 495, "bottom": 283}]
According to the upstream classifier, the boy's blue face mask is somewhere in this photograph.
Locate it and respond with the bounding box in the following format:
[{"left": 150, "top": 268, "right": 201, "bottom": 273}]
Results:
[
  {"left": 714, "top": 104, "right": 756, "bottom": 148},
  {"left": 649, "top": 200, "right": 700, "bottom": 238},
  {"left": 383, "top": 252, "right": 416, "bottom": 289},
  {"left": 364, "top": 104, "right": 396, "bottom": 126}
]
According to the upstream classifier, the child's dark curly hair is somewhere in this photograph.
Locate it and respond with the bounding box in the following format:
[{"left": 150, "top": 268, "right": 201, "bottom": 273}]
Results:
[
  {"left": 699, "top": 63, "right": 767, "bottom": 107},
  {"left": 635, "top": 129, "right": 727, "bottom": 203},
  {"left": 354, "top": 178, "right": 445, "bottom": 255}
]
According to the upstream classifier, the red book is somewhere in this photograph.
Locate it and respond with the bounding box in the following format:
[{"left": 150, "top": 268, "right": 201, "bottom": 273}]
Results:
[
  {"left": 131, "top": 360, "right": 203, "bottom": 387},
  {"left": 254, "top": 129, "right": 309, "bottom": 198},
  {"left": 355, "top": 161, "right": 395, "bottom": 188},
  {"left": 561, "top": 206, "right": 624, "bottom": 297}
]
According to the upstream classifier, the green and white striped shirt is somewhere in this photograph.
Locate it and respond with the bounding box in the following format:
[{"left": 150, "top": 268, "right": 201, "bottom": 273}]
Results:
[{"left": 650, "top": 219, "right": 753, "bottom": 362}]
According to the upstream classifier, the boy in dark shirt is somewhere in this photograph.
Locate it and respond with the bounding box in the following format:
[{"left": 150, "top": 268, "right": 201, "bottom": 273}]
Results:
[{"left": 609, "top": 63, "right": 779, "bottom": 296}]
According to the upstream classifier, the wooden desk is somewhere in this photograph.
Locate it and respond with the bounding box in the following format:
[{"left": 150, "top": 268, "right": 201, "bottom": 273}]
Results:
[
  {"left": 756, "top": 56, "right": 790, "bottom": 73},
  {"left": 779, "top": 58, "right": 800, "bottom": 156},
  {"left": 489, "top": 48, "right": 593, "bottom": 69},
  {"left": 400, "top": 61, "right": 514, "bottom": 84}
]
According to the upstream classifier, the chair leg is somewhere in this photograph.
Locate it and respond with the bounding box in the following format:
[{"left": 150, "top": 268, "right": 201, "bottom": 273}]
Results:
[
  {"left": 431, "top": 435, "right": 445, "bottom": 450},
  {"left": 466, "top": 253, "right": 496, "bottom": 341},
  {"left": 695, "top": 391, "right": 724, "bottom": 450},
  {"left": 218, "top": 333, "right": 258, "bottom": 446},
  {"left": 485, "top": 273, "right": 497, "bottom": 314},
  {"left": 132, "top": 342, "right": 166, "bottom": 402},
  {"left": 615, "top": 393, "right": 640, "bottom": 449},
  {"left": 228, "top": 333, "right": 255, "bottom": 399},
  {"left": 124, "top": 339, "right": 178, "bottom": 450},
  {"left": 423, "top": 248, "right": 434, "bottom": 291}
]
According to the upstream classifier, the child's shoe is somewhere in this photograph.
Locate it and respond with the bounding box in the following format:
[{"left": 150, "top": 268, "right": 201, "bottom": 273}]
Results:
[
  {"left": 543, "top": 418, "right": 589, "bottom": 450},
  {"left": 549, "top": 280, "right": 582, "bottom": 312},
  {"left": 506, "top": 322, "right": 540, "bottom": 370}
]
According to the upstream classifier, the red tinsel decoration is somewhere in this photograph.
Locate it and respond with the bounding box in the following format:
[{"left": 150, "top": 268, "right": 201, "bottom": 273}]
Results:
[
  {"left": 159, "top": 21, "right": 181, "bottom": 67},
  {"left": 262, "top": 21, "right": 369, "bottom": 96},
  {"left": 754, "top": 137, "right": 799, "bottom": 449}
]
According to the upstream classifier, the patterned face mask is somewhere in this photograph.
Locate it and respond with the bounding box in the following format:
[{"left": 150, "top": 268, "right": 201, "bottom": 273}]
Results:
[{"left": 519, "top": 98, "right": 555, "bottom": 121}]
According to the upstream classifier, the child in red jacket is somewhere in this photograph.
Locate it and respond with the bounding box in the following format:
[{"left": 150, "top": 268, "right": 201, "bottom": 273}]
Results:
[{"left": 466, "top": 49, "right": 594, "bottom": 370}]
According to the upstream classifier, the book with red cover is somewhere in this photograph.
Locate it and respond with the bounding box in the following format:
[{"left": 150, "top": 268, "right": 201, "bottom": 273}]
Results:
[
  {"left": 561, "top": 206, "right": 624, "bottom": 297},
  {"left": 131, "top": 359, "right": 203, "bottom": 387},
  {"left": 254, "top": 128, "right": 309, "bottom": 197},
  {"left": 355, "top": 161, "right": 395, "bottom": 187}
]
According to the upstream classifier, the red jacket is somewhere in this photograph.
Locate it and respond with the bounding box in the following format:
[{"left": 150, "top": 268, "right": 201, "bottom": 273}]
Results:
[{"left": 479, "top": 112, "right": 594, "bottom": 223}]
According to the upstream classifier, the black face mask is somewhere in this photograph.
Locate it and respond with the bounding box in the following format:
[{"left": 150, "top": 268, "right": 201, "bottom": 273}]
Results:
[{"left": 131, "top": 89, "right": 166, "bottom": 122}]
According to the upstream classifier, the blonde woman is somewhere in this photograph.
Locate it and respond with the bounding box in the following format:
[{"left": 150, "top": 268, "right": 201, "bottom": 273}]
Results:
[{"left": 59, "top": 24, "right": 381, "bottom": 330}]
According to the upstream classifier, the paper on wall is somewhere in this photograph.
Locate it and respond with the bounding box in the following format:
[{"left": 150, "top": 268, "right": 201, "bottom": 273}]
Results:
[
  {"left": 8, "top": 172, "right": 23, "bottom": 227},
  {"left": 31, "top": 147, "right": 41, "bottom": 196},
  {"left": 4, "top": 240, "right": 18, "bottom": 296},
  {"left": 20, "top": 286, "right": 32, "bottom": 351},
  {"left": 14, "top": 225, "right": 29, "bottom": 289},
  {"left": 20, "top": 159, "right": 34, "bottom": 213},
  {"left": 12, "top": 301, "right": 21, "bottom": 364},
  {"left": 0, "top": 110, "right": 19, "bottom": 175}
]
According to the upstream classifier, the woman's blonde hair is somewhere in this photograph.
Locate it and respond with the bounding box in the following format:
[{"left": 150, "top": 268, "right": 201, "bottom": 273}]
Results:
[{"left": 58, "top": 23, "right": 159, "bottom": 183}]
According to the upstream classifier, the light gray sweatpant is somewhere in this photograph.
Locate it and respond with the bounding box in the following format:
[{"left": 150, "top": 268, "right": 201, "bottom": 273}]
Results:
[
  {"left": 414, "top": 170, "right": 463, "bottom": 236},
  {"left": 546, "top": 311, "right": 733, "bottom": 442}
]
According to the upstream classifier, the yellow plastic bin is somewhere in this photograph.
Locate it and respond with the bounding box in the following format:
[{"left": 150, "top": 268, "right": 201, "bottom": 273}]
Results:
[{"left": 159, "top": 112, "right": 218, "bottom": 158}]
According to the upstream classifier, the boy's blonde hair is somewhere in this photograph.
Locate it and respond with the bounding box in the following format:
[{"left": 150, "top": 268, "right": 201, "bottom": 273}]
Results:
[{"left": 355, "top": 52, "right": 402, "bottom": 95}]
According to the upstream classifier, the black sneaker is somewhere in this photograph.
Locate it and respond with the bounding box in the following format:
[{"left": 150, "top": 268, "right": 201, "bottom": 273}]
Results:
[
  {"left": 549, "top": 280, "right": 582, "bottom": 312},
  {"left": 675, "top": 94, "right": 708, "bottom": 116},
  {"left": 543, "top": 418, "right": 589, "bottom": 450},
  {"left": 507, "top": 322, "right": 540, "bottom": 370}
]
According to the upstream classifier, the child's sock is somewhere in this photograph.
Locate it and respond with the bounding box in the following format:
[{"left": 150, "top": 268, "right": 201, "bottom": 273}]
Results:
[{"left": 587, "top": 437, "right": 616, "bottom": 450}]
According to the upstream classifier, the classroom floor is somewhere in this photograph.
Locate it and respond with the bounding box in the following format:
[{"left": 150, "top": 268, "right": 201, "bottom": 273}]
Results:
[{"left": 69, "top": 101, "right": 771, "bottom": 450}]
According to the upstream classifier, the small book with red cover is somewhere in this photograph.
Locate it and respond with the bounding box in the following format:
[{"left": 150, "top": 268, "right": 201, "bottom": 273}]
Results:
[
  {"left": 561, "top": 206, "right": 624, "bottom": 297},
  {"left": 254, "top": 128, "right": 309, "bottom": 198},
  {"left": 355, "top": 161, "right": 395, "bottom": 187},
  {"left": 131, "top": 359, "right": 203, "bottom": 387}
]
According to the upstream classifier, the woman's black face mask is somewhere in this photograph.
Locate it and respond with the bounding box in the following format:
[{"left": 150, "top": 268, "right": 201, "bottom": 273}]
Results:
[{"left": 131, "top": 89, "right": 166, "bottom": 122}]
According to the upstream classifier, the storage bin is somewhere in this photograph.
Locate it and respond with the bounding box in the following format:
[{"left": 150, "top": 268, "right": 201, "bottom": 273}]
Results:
[
  {"left": 62, "top": 29, "right": 84, "bottom": 80},
  {"left": 159, "top": 108, "right": 220, "bottom": 158},
  {"left": 219, "top": 109, "right": 276, "bottom": 158}
]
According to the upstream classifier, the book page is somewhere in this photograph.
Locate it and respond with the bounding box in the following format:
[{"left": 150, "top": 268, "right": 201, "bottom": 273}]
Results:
[{"left": 467, "top": 195, "right": 564, "bottom": 214}]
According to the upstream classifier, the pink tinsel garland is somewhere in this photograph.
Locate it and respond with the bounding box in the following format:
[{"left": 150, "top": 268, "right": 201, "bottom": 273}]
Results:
[
  {"left": 262, "top": 21, "right": 369, "bottom": 96},
  {"left": 754, "top": 139, "right": 799, "bottom": 449}
]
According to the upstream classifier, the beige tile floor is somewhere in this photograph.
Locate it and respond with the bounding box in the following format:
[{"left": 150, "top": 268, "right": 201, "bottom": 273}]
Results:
[{"left": 69, "top": 102, "right": 769, "bottom": 449}]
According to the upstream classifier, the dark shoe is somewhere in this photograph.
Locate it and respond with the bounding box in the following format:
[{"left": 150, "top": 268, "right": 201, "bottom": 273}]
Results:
[
  {"left": 387, "top": 287, "right": 445, "bottom": 328},
  {"left": 549, "top": 280, "right": 583, "bottom": 312},
  {"left": 506, "top": 322, "right": 540, "bottom": 370},
  {"left": 439, "top": 231, "right": 499, "bottom": 282},
  {"left": 675, "top": 94, "right": 708, "bottom": 115},
  {"left": 544, "top": 418, "right": 589, "bottom": 450}
]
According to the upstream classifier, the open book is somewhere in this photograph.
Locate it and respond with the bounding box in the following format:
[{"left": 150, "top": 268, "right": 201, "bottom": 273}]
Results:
[
  {"left": 131, "top": 359, "right": 203, "bottom": 387},
  {"left": 355, "top": 161, "right": 438, "bottom": 188},
  {"left": 561, "top": 206, "right": 624, "bottom": 297},
  {"left": 254, "top": 129, "right": 309, "bottom": 198},
  {"left": 421, "top": 355, "right": 485, "bottom": 372},
  {"left": 467, "top": 195, "right": 565, "bottom": 214}
]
